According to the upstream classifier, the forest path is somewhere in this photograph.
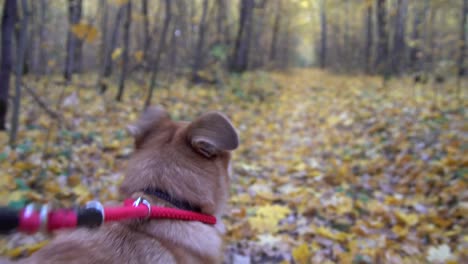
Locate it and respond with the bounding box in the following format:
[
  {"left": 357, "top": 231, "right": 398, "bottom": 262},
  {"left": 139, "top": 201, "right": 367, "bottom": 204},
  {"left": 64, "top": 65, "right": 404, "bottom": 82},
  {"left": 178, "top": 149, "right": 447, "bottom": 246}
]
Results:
[{"left": 0, "top": 70, "right": 465, "bottom": 263}]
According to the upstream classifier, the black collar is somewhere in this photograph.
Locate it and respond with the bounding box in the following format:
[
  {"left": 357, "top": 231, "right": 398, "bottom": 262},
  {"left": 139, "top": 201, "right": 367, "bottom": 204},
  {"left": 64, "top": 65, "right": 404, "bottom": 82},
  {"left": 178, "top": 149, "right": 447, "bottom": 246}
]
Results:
[{"left": 143, "top": 188, "right": 202, "bottom": 213}]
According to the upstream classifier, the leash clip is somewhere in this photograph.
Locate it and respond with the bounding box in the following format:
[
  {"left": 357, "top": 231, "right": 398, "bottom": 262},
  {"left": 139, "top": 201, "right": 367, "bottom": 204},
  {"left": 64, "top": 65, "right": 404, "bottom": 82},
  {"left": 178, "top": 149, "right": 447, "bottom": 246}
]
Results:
[{"left": 133, "top": 197, "right": 151, "bottom": 220}]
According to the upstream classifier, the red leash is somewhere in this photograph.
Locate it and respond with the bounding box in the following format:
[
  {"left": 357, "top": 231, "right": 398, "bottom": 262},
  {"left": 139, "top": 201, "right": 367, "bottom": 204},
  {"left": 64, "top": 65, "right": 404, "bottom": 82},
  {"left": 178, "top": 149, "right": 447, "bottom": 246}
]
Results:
[{"left": 3, "top": 198, "right": 216, "bottom": 235}]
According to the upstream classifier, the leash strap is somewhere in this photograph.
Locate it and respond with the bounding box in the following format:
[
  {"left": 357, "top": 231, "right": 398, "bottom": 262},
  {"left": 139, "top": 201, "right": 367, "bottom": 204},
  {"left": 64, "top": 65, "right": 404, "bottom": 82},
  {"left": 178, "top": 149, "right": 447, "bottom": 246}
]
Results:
[{"left": 0, "top": 198, "right": 216, "bottom": 235}]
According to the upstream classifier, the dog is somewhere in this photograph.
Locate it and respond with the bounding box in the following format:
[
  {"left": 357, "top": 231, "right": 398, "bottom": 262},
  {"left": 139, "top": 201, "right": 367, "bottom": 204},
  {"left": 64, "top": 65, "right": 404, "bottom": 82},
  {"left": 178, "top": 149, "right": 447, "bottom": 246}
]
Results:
[{"left": 11, "top": 106, "right": 239, "bottom": 263}]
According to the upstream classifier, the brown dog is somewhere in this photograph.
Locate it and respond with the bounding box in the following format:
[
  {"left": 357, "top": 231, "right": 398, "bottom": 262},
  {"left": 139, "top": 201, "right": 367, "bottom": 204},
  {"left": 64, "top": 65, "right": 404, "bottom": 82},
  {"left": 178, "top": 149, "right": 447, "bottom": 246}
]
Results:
[{"left": 13, "top": 106, "right": 239, "bottom": 264}]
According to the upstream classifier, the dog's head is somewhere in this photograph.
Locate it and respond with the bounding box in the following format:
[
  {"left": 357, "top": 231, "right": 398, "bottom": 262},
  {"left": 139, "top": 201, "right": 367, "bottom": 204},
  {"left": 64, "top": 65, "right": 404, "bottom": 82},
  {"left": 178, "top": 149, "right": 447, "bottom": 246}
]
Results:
[{"left": 120, "top": 106, "right": 238, "bottom": 216}]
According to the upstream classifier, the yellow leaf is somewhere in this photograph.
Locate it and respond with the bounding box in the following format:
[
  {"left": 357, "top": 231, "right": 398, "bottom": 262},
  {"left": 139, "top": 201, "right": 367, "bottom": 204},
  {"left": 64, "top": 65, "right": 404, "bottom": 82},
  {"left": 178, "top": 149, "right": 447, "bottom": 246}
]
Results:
[
  {"left": 292, "top": 243, "right": 311, "bottom": 264},
  {"left": 0, "top": 172, "right": 16, "bottom": 189},
  {"left": 395, "top": 211, "right": 419, "bottom": 226},
  {"left": 314, "top": 226, "right": 348, "bottom": 242},
  {"left": 73, "top": 184, "right": 92, "bottom": 202},
  {"left": 44, "top": 181, "right": 61, "bottom": 193},
  {"left": 392, "top": 225, "right": 408, "bottom": 238},
  {"left": 248, "top": 205, "right": 290, "bottom": 233},
  {"left": 71, "top": 23, "right": 98, "bottom": 43},
  {"left": 112, "top": 48, "right": 122, "bottom": 61},
  {"left": 134, "top": 50, "right": 143, "bottom": 62},
  {"left": 8, "top": 191, "right": 26, "bottom": 203},
  {"left": 6, "top": 240, "right": 49, "bottom": 258}
]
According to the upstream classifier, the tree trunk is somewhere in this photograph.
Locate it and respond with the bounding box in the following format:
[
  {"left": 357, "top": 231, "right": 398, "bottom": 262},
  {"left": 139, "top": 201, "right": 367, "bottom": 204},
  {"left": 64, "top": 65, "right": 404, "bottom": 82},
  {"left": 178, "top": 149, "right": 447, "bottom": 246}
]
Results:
[
  {"left": 319, "top": 0, "right": 327, "bottom": 68},
  {"left": 0, "top": 0, "right": 17, "bottom": 131},
  {"left": 99, "top": 5, "right": 125, "bottom": 94},
  {"left": 141, "top": 0, "right": 150, "bottom": 64},
  {"left": 99, "top": 0, "right": 109, "bottom": 62},
  {"left": 230, "top": 0, "right": 255, "bottom": 73},
  {"left": 457, "top": 0, "right": 467, "bottom": 78},
  {"left": 10, "top": 0, "right": 29, "bottom": 146},
  {"left": 144, "top": 0, "right": 172, "bottom": 108},
  {"left": 64, "top": 0, "right": 83, "bottom": 81},
  {"left": 364, "top": 2, "right": 373, "bottom": 73},
  {"left": 37, "top": 0, "right": 47, "bottom": 75},
  {"left": 216, "top": 0, "right": 229, "bottom": 44},
  {"left": 375, "top": 0, "right": 389, "bottom": 76},
  {"left": 391, "top": 0, "right": 408, "bottom": 75},
  {"left": 74, "top": 1, "right": 83, "bottom": 73},
  {"left": 116, "top": 0, "right": 132, "bottom": 102},
  {"left": 457, "top": 0, "right": 467, "bottom": 98},
  {"left": 191, "top": 0, "right": 209, "bottom": 83},
  {"left": 409, "top": 2, "right": 429, "bottom": 72},
  {"left": 269, "top": 0, "right": 281, "bottom": 63}
]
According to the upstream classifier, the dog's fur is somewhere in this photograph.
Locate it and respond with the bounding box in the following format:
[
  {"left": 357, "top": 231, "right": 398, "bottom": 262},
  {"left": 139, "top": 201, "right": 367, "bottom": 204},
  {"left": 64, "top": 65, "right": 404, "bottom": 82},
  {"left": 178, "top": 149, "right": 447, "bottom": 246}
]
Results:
[{"left": 13, "top": 107, "right": 239, "bottom": 264}]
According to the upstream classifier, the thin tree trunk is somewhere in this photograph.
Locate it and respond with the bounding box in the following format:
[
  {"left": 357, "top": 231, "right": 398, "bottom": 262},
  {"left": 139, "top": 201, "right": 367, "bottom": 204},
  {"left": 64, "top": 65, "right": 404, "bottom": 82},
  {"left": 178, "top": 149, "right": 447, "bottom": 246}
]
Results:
[
  {"left": 230, "top": 0, "right": 255, "bottom": 73},
  {"left": 168, "top": 21, "right": 178, "bottom": 83},
  {"left": 282, "top": 17, "right": 291, "bottom": 69},
  {"left": 37, "top": 0, "right": 47, "bottom": 75},
  {"left": 10, "top": 0, "right": 29, "bottom": 146},
  {"left": 0, "top": 0, "right": 17, "bottom": 130},
  {"left": 409, "top": 2, "right": 428, "bottom": 72},
  {"left": 64, "top": 0, "right": 82, "bottom": 81},
  {"left": 364, "top": 2, "right": 373, "bottom": 73},
  {"left": 375, "top": 0, "right": 389, "bottom": 76},
  {"left": 457, "top": 0, "right": 467, "bottom": 99},
  {"left": 116, "top": 0, "right": 132, "bottom": 102},
  {"left": 144, "top": 0, "right": 172, "bottom": 108},
  {"left": 269, "top": 0, "right": 281, "bottom": 63},
  {"left": 141, "top": 0, "right": 150, "bottom": 62},
  {"left": 99, "top": 6, "right": 125, "bottom": 94},
  {"left": 96, "top": 0, "right": 108, "bottom": 89},
  {"left": 343, "top": 0, "right": 350, "bottom": 64},
  {"left": 22, "top": 0, "right": 34, "bottom": 75},
  {"left": 216, "top": 0, "right": 228, "bottom": 44},
  {"left": 191, "top": 0, "right": 209, "bottom": 83},
  {"left": 391, "top": 0, "right": 407, "bottom": 75},
  {"left": 74, "top": 1, "right": 83, "bottom": 73},
  {"left": 319, "top": 0, "right": 327, "bottom": 68},
  {"left": 427, "top": 4, "right": 436, "bottom": 74}
]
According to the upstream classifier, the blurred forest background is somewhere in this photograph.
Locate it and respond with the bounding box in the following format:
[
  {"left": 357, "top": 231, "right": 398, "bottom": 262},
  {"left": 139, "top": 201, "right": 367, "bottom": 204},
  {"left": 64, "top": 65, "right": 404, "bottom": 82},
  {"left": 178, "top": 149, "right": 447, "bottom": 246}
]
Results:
[{"left": 0, "top": 0, "right": 467, "bottom": 263}]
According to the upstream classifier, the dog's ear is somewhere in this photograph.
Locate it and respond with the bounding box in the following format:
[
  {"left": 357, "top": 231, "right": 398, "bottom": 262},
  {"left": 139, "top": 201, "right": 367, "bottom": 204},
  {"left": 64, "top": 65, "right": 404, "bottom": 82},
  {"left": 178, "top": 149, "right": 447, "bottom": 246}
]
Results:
[
  {"left": 187, "top": 112, "right": 239, "bottom": 158},
  {"left": 127, "top": 106, "right": 170, "bottom": 143}
]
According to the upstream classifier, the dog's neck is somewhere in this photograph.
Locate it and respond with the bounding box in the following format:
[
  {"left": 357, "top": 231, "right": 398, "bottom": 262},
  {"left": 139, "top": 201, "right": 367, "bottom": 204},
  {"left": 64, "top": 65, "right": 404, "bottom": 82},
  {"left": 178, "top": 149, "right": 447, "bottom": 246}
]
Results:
[{"left": 142, "top": 188, "right": 202, "bottom": 213}]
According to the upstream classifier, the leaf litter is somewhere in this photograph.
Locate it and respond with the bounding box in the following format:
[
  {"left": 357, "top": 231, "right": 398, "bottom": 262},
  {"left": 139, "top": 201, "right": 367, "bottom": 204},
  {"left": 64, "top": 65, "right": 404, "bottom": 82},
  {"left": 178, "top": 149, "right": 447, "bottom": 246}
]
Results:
[{"left": 0, "top": 69, "right": 466, "bottom": 263}]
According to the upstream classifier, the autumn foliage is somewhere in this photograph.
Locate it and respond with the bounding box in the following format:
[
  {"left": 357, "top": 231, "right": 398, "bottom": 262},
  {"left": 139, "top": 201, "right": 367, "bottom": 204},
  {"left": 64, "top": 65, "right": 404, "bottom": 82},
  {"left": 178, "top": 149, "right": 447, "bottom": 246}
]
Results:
[{"left": 0, "top": 69, "right": 466, "bottom": 263}]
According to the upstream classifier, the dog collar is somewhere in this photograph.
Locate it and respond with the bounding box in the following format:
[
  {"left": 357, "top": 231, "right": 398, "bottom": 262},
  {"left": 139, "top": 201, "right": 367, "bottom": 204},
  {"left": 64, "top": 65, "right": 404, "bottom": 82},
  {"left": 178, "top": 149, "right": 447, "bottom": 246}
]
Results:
[{"left": 142, "top": 188, "right": 202, "bottom": 213}]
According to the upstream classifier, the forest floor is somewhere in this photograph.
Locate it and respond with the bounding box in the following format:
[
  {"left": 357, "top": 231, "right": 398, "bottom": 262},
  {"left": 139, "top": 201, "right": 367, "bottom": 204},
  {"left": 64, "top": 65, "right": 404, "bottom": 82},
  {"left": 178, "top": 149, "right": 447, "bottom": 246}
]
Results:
[{"left": 0, "top": 69, "right": 466, "bottom": 263}]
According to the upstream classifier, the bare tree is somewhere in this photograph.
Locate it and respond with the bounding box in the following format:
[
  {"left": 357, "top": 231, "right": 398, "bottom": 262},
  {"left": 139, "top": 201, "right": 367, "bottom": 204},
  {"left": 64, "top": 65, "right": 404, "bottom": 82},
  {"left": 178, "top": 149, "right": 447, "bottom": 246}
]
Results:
[
  {"left": 230, "top": 0, "right": 255, "bottom": 72},
  {"left": 98, "top": 5, "right": 125, "bottom": 94},
  {"left": 98, "top": 0, "right": 108, "bottom": 71},
  {"left": 319, "top": 0, "right": 327, "bottom": 68},
  {"left": 216, "top": 0, "right": 229, "bottom": 45},
  {"left": 10, "top": 0, "right": 29, "bottom": 146},
  {"left": 144, "top": 0, "right": 172, "bottom": 108},
  {"left": 364, "top": 1, "right": 373, "bottom": 73},
  {"left": 0, "top": 0, "right": 17, "bottom": 130},
  {"left": 141, "top": 0, "right": 150, "bottom": 62},
  {"left": 116, "top": 0, "right": 132, "bottom": 101},
  {"left": 391, "top": 0, "right": 408, "bottom": 74},
  {"left": 37, "top": 0, "right": 48, "bottom": 75},
  {"left": 191, "top": 0, "right": 209, "bottom": 83},
  {"left": 457, "top": 0, "right": 467, "bottom": 97},
  {"left": 375, "top": 0, "right": 389, "bottom": 76},
  {"left": 269, "top": 0, "right": 281, "bottom": 63},
  {"left": 64, "top": 0, "right": 83, "bottom": 81}
]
